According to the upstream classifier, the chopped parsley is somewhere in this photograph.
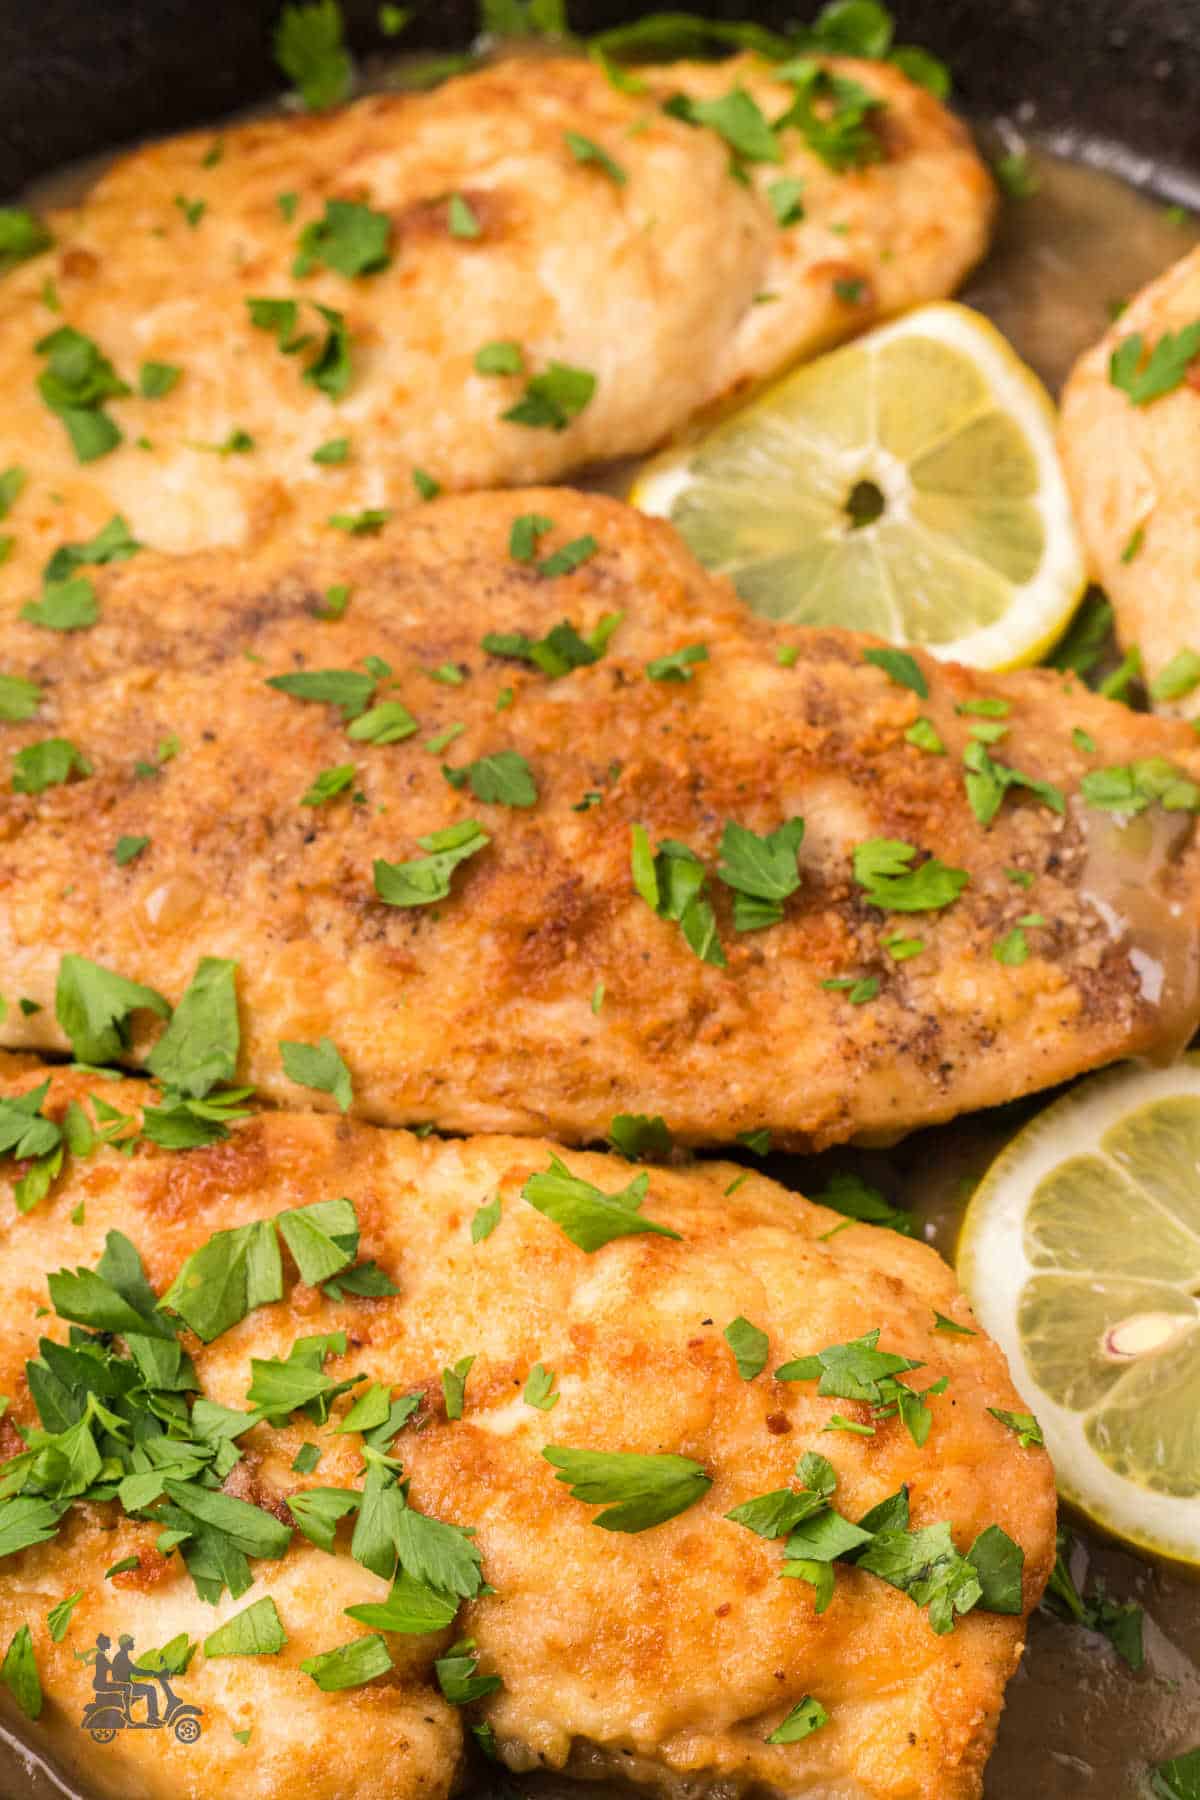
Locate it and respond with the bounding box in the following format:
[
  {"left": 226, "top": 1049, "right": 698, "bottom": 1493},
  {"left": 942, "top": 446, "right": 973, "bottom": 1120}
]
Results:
[
  {"left": 447, "top": 194, "right": 482, "bottom": 239},
  {"left": 35, "top": 326, "right": 129, "bottom": 462},
  {"left": 988, "top": 1407, "right": 1043, "bottom": 1448},
  {"left": 1041, "top": 1529, "right": 1144, "bottom": 1670},
  {"left": 523, "top": 1363, "right": 559, "bottom": 1411},
  {"left": 266, "top": 666, "right": 375, "bottom": 718},
  {"left": 280, "top": 1037, "right": 353, "bottom": 1111},
  {"left": 300, "top": 1635, "right": 392, "bottom": 1692},
  {"left": 247, "top": 296, "right": 353, "bottom": 399},
  {"left": 12, "top": 738, "right": 92, "bottom": 795},
  {"left": 0, "top": 674, "right": 41, "bottom": 722},
  {"left": 716, "top": 817, "right": 804, "bottom": 930},
  {"left": 329, "top": 507, "right": 391, "bottom": 534},
  {"left": 443, "top": 749, "right": 537, "bottom": 807},
  {"left": 274, "top": 0, "right": 353, "bottom": 110},
  {"left": 522, "top": 1153, "right": 680, "bottom": 1251},
  {"left": 476, "top": 340, "right": 525, "bottom": 376},
  {"left": 774, "top": 59, "right": 884, "bottom": 171},
  {"left": 412, "top": 466, "right": 440, "bottom": 501},
  {"left": 812, "top": 1170, "right": 913, "bottom": 1236},
  {"left": 1, "top": 1626, "right": 41, "bottom": 1720},
  {"left": 1150, "top": 648, "right": 1200, "bottom": 703},
  {"left": 471, "top": 1196, "right": 501, "bottom": 1243},
  {"left": 0, "top": 466, "right": 26, "bottom": 519},
  {"left": 114, "top": 834, "right": 150, "bottom": 866},
  {"left": 724, "top": 1316, "right": 769, "bottom": 1381},
  {"left": 0, "top": 207, "right": 52, "bottom": 271},
  {"left": 174, "top": 194, "right": 206, "bottom": 228},
  {"left": 441, "top": 1356, "right": 475, "bottom": 1420},
  {"left": 300, "top": 762, "right": 357, "bottom": 806},
  {"left": 435, "top": 1638, "right": 501, "bottom": 1704},
  {"left": 645, "top": 642, "right": 708, "bottom": 682},
  {"left": 766, "top": 1696, "right": 828, "bottom": 1745},
  {"left": 348, "top": 701, "right": 418, "bottom": 745},
  {"left": 1081, "top": 758, "right": 1200, "bottom": 816},
  {"left": 502, "top": 361, "right": 596, "bottom": 430},
  {"left": 564, "top": 130, "right": 627, "bottom": 184},
  {"left": 312, "top": 436, "right": 350, "bottom": 465},
  {"left": 963, "top": 739, "right": 1064, "bottom": 826},
  {"left": 1109, "top": 320, "right": 1200, "bottom": 406},
  {"left": 767, "top": 177, "right": 805, "bottom": 225},
  {"left": 775, "top": 1329, "right": 947, "bottom": 1448},
  {"left": 203, "top": 1596, "right": 287, "bottom": 1658},
  {"left": 138, "top": 361, "right": 181, "bottom": 398},
  {"left": 607, "top": 1112, "right": 672, "bottom": 1160},
  {"left": 543, "top": 1445, "right": 711, "bottom": 1532},
  {"left": 863, "top": 646, "right": 927, "bottom": 697},
  {"left": 482, "top": 612, "right": 620, "bottom": 675},
  {"left": 631, "top": 826, "right": 724, "bottom": 966},
  {"left": 20, "top": 579, "right": 97, "bottom": 632},
  {"left": 853, "top": 839, "right": 968, "bottom": 913},
  {"left": 993, "top": 150, "right": 1040, "bottom": 199},
  {"left": 665, "top": 87, "right": 781, "bottom": 164},
  {"left": 373, "top": 819, "right": 490, "bottom": 907},
  {"left": 294, "top": 199, "right": 392, "bottom": 278}
]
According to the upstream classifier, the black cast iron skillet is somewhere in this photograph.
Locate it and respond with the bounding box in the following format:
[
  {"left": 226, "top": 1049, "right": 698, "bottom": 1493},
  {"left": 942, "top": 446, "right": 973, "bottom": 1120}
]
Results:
[
  {"left": 1, "top": 4, "right": 1200, "bottom": 1799},
  {"left": 2, "top": 0, "right": 1200, "bottom": 204}
]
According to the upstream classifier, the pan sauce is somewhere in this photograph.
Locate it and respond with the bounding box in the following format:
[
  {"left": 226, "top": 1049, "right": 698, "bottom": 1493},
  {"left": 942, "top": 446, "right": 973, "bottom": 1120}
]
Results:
[{"left": 3, "top": 77, "right": 1200, "bottom": 1800}]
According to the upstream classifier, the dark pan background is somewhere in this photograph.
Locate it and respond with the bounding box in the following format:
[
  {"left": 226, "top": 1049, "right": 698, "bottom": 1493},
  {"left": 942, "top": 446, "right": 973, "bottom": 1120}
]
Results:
[
  {"left": 1, "top": 2, "right": 1200, "bottom": 1798},
  {"left": 1, "top": 0, "right": 1200, "bottom": 202}
]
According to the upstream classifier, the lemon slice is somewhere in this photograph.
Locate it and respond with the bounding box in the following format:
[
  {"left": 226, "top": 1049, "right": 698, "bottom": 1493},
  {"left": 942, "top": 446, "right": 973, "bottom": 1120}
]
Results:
[
  {"left": 631, "top": 302, "right": 1086, "bottom": 670},
  {"left": 958, "top": 1058, "right": 1200, "bottom": 1564}
]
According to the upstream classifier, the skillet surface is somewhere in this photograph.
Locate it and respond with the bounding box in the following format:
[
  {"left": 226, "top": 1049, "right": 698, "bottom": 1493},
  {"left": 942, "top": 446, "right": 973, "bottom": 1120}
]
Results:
[{"left": 1, "top": 4, "right": 1199, "bottom": 1798}]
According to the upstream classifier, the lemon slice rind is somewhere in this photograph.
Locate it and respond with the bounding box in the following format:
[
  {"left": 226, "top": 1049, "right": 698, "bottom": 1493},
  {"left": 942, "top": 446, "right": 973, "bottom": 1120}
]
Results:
[{"left": 958, "top": 1056, "right": 1200, "bottom": 1565}]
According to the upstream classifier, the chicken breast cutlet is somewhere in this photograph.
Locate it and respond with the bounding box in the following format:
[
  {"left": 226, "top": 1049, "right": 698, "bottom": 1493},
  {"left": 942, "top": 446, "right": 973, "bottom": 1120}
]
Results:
[
  {"left": 0, "top": 1060, "right": 1055, "bottom": 1800},
  {"left": 0, "top": 491, "right": 1197, "bottom": 1150},
  {"left": 1060, "top": 245, "right": 1200, "bottom": 708},
  {"left": 0, "top": 51, "right": 994, "bottom": 602}
]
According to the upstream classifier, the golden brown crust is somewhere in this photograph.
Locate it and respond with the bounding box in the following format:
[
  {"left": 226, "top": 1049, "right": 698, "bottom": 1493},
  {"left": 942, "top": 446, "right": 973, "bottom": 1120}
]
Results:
[
  {"left": 1060, "top": 245, "right": 1200, "bottom": 706},
  {"left": 0, "top": 1062, "right": 1055, "bottom": 1800},
  {"left": 0, "top": 53, "right": 992, "bottom": 603},
  {"left": 1, "top": 490, "right": 1198, "bottom": 1147}
]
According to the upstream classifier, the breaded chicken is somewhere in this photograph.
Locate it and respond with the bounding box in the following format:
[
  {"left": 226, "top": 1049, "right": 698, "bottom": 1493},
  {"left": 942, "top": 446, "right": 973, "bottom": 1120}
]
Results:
[
  {"left": 0, "top": 52, "right": 994, "bottom": 603},
  {"left": 0, "top": 1061, "right": 1056, "bottom": 1800},
  {"left": 1060, "top": 245, "right": 1200, "bottom": 706},
  {"left": 0, "top": 491, "right": 1196, "bottom": 1149}
]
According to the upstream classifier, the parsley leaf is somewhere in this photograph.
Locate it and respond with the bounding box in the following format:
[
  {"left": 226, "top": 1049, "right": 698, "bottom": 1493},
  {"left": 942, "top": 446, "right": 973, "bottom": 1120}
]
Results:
[
  {"left": 856, "top": 1521, "right": 982, "bottom": 1634},
  {"left": 300, "top": 762, "right": 356, "bottom": 806},
  {"left": 863, "top": 646, "right": 928, "bottom": 697},
  {"left": 607, "top": 1113, "right": 672, "bottom": 1160},
  {"left": 775, "top": 59, "right": 884, "bottom": 170},
  {"left": 543, "top": 1445, "right": 711, "bottom": 1532},
  {"left": 0, "top": 208, "right": 52, "bottom": 271},
  {"left": 631, "top": 826, "right": 725, "bottom": 966},
  {"left": 294, "top": 199, "right": 392, "bottom": 278},
  {"left": 471, "top": 1196, "right": 501, "bottom": 1242},
  {"left": 0, "top": 1625, "right": 41, "bottom": 1720},
  {"left": 1151, "top": 1749, "right": 1200, "bottom": 1800},
  {"left": 1041, "top": 1529, "right": 1145, "bottom": 1670},
  {"left": 988, "top": 1407, "right": 1043, "bottom": 1449},
  {"left": 502, "top": 361, "right": 596, "bottom": 430},
  {"left": 441, "top": 1355, "right": 475, "bottom": 1421},
  {"left": 716, "top": 817, "right": 804, "bottom": 930},
  {"left": 1048, "top": 592, "right": 1113, "bottom": 676},
  {"left": 280, "top": 1037, "right": 353, "bottom": 1111},
  {"left": 348, "top": 701, "right": 418, "bottom": 744},
  {"left": 345, "top": 1568, "right": 459, "bottom": 1634},
  {"left": 12, "top": 737, "right": 92, "bottom": 794},
  {"left": 274, "top": 0, "right": 353, "bottom": 109},
  {"left": 35, "top": 326, "right": 129, "bottom": 462},
  {"left": 766, "top": 1696, "right": 828, "bottom": 1745},
  {"left": 0, "top": 674, "right": 42, "bottom": 722},
  {"left": 301, "top": 1634, "right": 392, "bottom": 1691},
  {"left": 55, "top": 955, "right": 169, "bottom": 1065},
  {"left": 46, "top": 1591, "right": 83, "bottom": 1643},
  {"left": 1109, "top": 321, "right": 1200, "bottom": 406},
  {"left": 963, "top": 739, "right": 1065, "bottom": 827},
  {"left": 1150, "top": 649, "right": 1200, "bottom": 703},
  {"left": 435, "top": 1637, "right": 502, "bottom": 1705},
  {"left": 767, "top": 177, "right": 805, "bottom": 225},
  {"left": 645, "top": 642, "right": 708, "bottom": 682},
  {"left": 812, "top": 1170, "right": 914, "bottom": 1236},
  {"left": 203, "top": 1595, "right": 287, "bottom": 1657},
  {"left": 853, "top": 839, "right": 968, "bottom": 913},
  {"left": 20, "top": 577, "right": 98, "bottom": 632},
  {"left": 523, "top": 1363, "right": 559, "bottom": 1410},
  {"left": 1081, "top": 757, "right": 1200, "bottom": 816},
  {"left": 266, "top": 666, "right": 375, "bottom": 719},
  {"left": 564, "top": 130, "right": 627, "bottom": 184},
  {"left": 162, "top": 1218, "right": 283, "bottom": 1342},
  {"left": 477, "top": 340, "right": 525, "bottom": 377},
  {"left": 666, "top": 87, "right": 781, "bottom": 163},
  {"left": 522, "top": 1152, "right": 680, "bottom": 1251},
  {"left": 482, "top": 613, "right": 620, "bottom": 675},
  {"left": 373, "top": 819, "right": 490, "bottom": 907},
  {"left": 247, "top": 296, "right": 353, "bottom": 398},
  {"left": 724, "top": 1316, "right": 769, "bottom": 1380},
  {"left": 143, "top": 956, "right": 239, "bottom": 1100},
  {"left": 444, "top": 748, "right": 538, "bottom": 807},
  {"left": 139, "top": 361, "right": 181, "bottom": 398}
]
